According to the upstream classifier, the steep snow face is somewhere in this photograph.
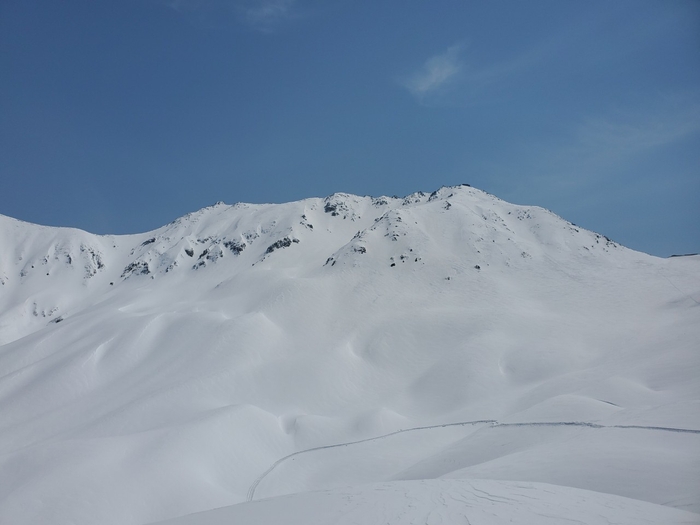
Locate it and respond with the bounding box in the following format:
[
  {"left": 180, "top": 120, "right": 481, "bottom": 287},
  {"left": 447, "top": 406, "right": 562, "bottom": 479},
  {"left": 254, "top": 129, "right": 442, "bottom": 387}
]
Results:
[{"left": 0, "top": 185, "right": 698, "bottom": 525}]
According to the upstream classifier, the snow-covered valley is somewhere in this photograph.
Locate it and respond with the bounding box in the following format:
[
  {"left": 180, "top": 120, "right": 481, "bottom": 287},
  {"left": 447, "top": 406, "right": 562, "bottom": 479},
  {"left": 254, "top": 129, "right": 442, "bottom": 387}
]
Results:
[{"left": 1, "top": 185, "right": 698, "bottom": 524}]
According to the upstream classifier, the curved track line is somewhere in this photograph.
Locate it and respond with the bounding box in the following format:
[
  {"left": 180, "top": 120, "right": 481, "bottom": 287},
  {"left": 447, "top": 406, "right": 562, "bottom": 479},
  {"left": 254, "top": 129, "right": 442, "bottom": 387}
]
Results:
[
  {"left": 246, "top": 420, "right": 700, "bottom": 501},
  {"left": 611, "top": 424, "right": 700, "bottom": 434},
  {"left": 246, "top": 419, "right": 496, "bottom": 502},
  {"left": 497, "top": 421, "right": 700, "bottom": 434}
]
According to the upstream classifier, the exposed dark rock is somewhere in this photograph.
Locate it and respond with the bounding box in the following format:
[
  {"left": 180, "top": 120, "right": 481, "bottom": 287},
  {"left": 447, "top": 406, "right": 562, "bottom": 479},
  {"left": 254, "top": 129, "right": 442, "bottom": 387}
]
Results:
[
  {"left": 402, "top": 192, "right": 425, "bottom": 206},
  {"left": 121, "top": 261, "right": 150, "bottom": 278},
  {"left": 265, "top": 237, "right": 299, "bottom": 254},
  {"left": 80, "top": 245, "right": 105, "bottom": 278},
  {"left": 323, "top": 195, "right": 354, "bottom": 219},
  {"left": 193, "top": 245, "right": 225, "bottom": 269},
  {"left": 223, "top": 240, "right": 246, "bottom": 255},
  {"left": 243, "top": 231, "right": 259, "bottom": 242}
]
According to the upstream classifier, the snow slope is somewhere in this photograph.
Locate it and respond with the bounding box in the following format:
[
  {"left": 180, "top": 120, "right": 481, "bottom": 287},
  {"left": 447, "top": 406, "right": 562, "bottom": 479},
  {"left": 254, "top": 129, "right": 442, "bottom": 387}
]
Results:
[
  {"left": 0, "top": 185, "right": 698, "bottom": 524},
  {"left": 155, "top": 479, "right": 699, "bottom": 525}
]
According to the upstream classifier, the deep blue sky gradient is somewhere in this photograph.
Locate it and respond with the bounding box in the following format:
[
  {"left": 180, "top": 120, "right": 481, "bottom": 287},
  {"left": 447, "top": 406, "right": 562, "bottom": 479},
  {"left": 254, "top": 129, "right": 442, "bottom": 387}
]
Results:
[{"left": 1, "top": 0, "right": 699, "bottom": 256}]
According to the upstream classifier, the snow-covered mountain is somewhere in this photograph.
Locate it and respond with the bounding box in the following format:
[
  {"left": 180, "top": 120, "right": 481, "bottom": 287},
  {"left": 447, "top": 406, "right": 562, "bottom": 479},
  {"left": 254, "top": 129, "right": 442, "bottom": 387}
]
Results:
[{"left": 1, "top": 185, "right": 698, "bottom": 524}]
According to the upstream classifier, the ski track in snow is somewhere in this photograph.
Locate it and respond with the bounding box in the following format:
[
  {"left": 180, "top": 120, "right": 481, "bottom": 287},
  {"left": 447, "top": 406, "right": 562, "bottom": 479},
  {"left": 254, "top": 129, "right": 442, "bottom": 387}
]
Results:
[
  {"left": 246, "top": 420, "right": 496, "bottom": 501},
  {"left": 247, "top": 419, "right": 700, "bottom": 501},
  {"left": 659, "top": 270, "right": 700, "bottom": 305}
]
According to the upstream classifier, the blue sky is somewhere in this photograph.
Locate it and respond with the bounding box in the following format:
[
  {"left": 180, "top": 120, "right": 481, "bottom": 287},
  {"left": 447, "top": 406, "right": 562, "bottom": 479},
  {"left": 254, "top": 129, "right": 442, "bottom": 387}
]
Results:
[{"left": 1, "top": 0, "right": 698, "bottom": 256}]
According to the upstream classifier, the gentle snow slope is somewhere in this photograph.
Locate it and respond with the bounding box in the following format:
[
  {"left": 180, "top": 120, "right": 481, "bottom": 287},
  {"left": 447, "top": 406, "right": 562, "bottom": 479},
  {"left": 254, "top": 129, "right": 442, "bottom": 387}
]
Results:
[
  {"left": 153, "top": 479, "right": 699, "bottom": 525},
  {"left": 0, "top": 186, "right": 698, "bottom": 524}
]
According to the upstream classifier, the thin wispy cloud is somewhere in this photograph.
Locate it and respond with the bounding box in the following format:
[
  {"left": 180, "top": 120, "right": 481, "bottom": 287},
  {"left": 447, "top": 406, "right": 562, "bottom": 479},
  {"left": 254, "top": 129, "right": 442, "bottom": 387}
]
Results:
[
  {"left": 533, "top": 97, "right": 700, "bottom": 189},
  {"left": 489, "top": 93, "right": 700, "bottom": 199},
  {"left": 160, "top": 0, "right": 222, "bottom": 14},
  {"left": 575, "top": 103, "right": 700, "bottom": 161},
  {"left": 402, "top": 45, "right": 463, "bottom": 99},
  {"left": 241, "top": 0, "right": 297, "bottom": 33},
  {"left": 401, "top": 43, "right": 548, "bottom": 105},
  {"left": 244, "top": 0, "right": 295, "bottom": 33},
  {"left": 402, "top": 10, "right": 672, "bottom": 107},
  {"left": 159, "top": 0, "right": 301, "bottom": 33}
]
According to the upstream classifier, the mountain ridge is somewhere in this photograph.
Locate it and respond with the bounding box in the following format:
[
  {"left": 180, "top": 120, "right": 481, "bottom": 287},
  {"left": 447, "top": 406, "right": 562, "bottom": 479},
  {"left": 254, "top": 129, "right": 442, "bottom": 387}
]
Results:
[{"left": 1, "top": 184, "right": 636, "bottom": 350}]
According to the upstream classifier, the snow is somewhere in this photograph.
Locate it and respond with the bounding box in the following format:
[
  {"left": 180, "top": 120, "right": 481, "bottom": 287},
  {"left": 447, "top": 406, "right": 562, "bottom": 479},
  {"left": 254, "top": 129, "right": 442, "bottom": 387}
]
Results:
[
  {"left": 153, "top": 479, "right": 699, "bottom": 525},
  {"left": 0, "top": 185, "right": 698, "bottom": 524}
]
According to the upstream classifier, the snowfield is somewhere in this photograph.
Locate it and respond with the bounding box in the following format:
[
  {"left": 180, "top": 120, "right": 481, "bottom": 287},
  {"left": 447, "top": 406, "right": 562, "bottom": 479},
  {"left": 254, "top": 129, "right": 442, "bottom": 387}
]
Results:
[
  {"left": 155, "top": 479, "right": 699, "bottom": 525},
  {"left": 0, "top": 185, "right": 698, "bottom": 524}
]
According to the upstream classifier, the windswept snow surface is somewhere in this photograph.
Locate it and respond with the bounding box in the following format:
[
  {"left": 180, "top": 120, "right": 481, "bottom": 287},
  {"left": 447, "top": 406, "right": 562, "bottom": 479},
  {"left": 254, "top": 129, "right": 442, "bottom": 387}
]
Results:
[{"left": 0, "top": 186, "right": 698, "bottom": 524}]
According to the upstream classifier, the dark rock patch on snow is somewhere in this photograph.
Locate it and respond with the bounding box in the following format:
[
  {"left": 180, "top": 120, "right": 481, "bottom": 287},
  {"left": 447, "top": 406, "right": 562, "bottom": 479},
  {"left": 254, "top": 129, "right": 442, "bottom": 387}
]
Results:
[{"left": 265, "top": 237, "right": 299, "bottom": 254}]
